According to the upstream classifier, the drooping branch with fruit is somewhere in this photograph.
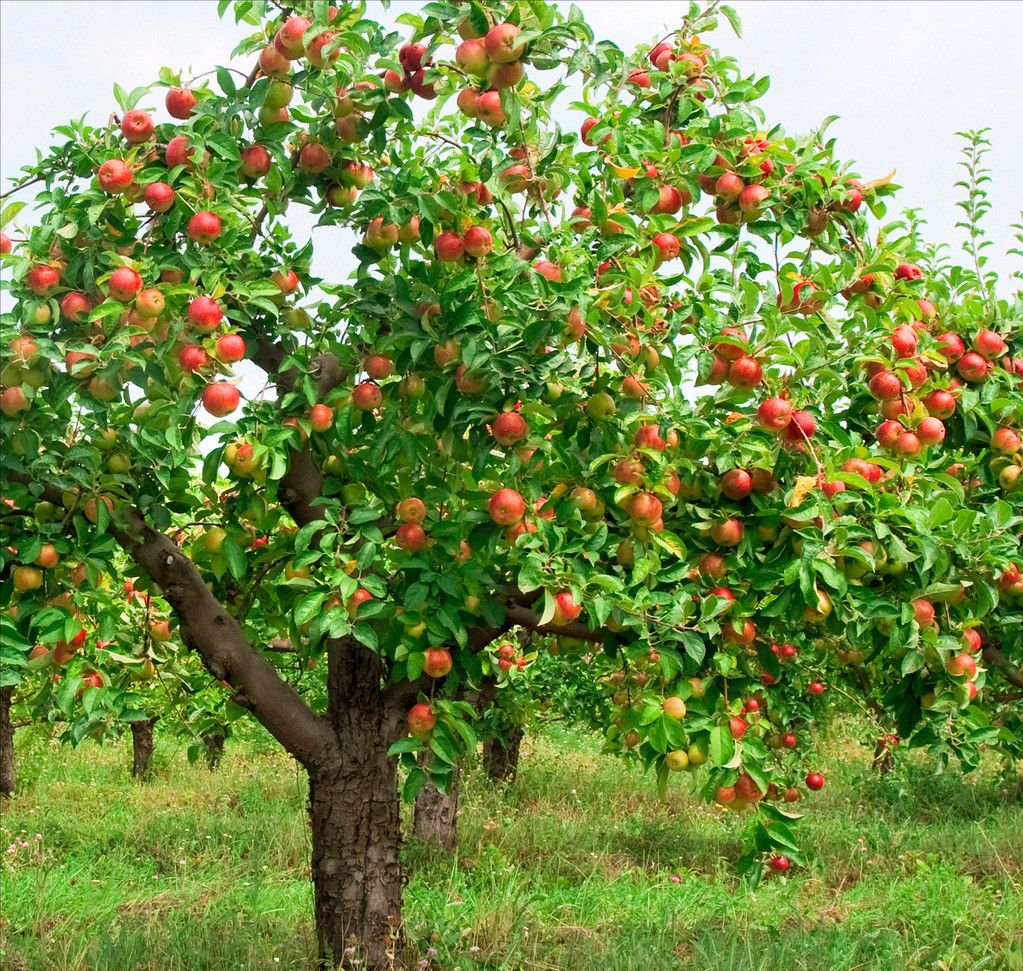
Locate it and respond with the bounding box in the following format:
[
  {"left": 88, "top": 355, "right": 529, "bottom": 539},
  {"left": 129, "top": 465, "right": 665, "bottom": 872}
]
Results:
[{"left": 1, "top": 1, "right": 1020, "bottom": 967}]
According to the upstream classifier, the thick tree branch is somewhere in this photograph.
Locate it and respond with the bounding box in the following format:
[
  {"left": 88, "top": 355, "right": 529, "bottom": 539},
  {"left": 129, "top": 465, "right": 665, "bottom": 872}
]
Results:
[
  {"left": 984, "top": 645, "right": 1023, "bottom": 690},
  {"left": 7, "top": 473, "right": 338, "bottom": 770}
]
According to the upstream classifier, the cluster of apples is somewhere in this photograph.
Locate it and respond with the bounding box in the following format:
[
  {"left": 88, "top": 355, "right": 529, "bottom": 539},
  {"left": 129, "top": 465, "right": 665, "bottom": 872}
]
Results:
[{"left": 454, "top": 21, "right": 528, "bottom": 128}]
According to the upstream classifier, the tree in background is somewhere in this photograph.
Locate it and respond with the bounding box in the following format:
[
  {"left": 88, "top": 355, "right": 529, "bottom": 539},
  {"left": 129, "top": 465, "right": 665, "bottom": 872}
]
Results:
[{"left": 1, "top": 1, "right": 1020, "bottom": 966}]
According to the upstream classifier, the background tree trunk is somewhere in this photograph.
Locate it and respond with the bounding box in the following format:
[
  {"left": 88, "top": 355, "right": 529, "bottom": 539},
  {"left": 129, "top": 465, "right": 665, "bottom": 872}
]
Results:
[
  {"left": 413, "top": 755, "right": 460, "bottom": 852},
  {"left": 0, "top": 685, "right": 15, "bottom": 796},
  {"left": 484, "top": 724, "right": 523, "bottom": 782},
  {"left": 872, "top": 737, "right": 894, "bottom": 773},
  {"left": 201, "top": 729, "right": 227, "bottom": 769},
  {"left": 130, "top": 718, "right": 156, "bottom": 779},
  {"left": 310, "top": 639, "right": 404, "bottom": 970}
]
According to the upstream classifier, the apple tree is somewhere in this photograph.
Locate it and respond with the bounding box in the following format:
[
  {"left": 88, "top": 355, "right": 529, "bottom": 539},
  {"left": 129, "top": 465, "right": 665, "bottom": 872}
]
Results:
[{"left": 1, "top": 0, "right": 1020, "bottom": 966}]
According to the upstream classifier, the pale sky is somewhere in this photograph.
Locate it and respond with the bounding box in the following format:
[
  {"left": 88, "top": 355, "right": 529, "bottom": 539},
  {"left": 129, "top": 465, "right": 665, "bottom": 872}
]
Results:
[{"left": 2, "top": 0, "right": 1021, "bottom": 283}]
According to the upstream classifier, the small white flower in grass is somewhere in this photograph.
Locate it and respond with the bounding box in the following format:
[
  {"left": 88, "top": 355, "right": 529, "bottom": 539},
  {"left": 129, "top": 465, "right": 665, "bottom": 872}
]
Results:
[{"left": 427, "top": 948, "right": 437, "bottom": 957}]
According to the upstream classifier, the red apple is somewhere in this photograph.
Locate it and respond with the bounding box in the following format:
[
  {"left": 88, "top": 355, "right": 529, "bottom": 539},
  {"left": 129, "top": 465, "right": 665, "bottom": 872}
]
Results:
[
  {"left": 202, "top": 382, "right": 240, "bottom": 417},
  {"left": 489, "top": 488, "right": 525, "bottom": 525}
]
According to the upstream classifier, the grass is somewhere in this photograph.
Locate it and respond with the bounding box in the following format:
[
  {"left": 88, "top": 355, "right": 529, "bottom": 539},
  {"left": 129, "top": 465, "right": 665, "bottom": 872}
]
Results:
[{"left": 1, "top": 722, "right": 1021, "bottom": 971}]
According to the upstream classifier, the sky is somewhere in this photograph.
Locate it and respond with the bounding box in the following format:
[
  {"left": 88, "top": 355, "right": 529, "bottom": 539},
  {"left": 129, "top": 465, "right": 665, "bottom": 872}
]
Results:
[{"left": 1, "top": 0, "right": 1021, "bottom": 282}]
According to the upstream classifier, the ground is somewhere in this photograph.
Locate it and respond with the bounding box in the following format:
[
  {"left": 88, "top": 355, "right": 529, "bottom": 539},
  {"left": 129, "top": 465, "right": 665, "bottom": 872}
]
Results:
[{"left": 1, "top": 722, "right": 1021, "bottom": 971}]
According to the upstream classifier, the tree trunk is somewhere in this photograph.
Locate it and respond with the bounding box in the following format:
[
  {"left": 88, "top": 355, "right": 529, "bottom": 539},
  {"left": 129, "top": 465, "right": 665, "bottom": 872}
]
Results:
[
  {"left": 484, "top": 724, "right": 523, "bottom": 782},
  {"left": 130, "top": 717, "right": 156, "bottom": 778},
  {"left": 0, "top": 685, "right": 14, "bottom": 796},
  {"left": 202, "top": 729, "right": 227, "bottom": 769},
  {"left": 413, "top": 755, "right": 460, "bottom": 852},
  {"left": 310, "top": 639, "right": 404, "bottom": 970}
]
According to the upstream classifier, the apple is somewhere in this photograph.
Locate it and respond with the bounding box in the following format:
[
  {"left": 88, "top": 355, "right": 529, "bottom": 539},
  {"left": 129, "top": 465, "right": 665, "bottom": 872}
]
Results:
[
  {"left": 958, "top": 351, "right": 992, "bottom": 382},
  {"left": 808, "top": 681, "right": 826, "bottom": 696},
  {"left": 665, "top": 750, "right": 689, "bottom": 772},
  {"left": 890, "top": 324, "right": 918, "bottom": 358},
  {"left": 352, "top": 381, "right": 382, "bottom": 410},
  {"left": 120, "top": 109, "right": 154, "bottom": 143},
  {"left": 923, "top": 390, "right": 956, "bottom": 419},
  {"left": 0, "top": 233, "right": 11, "bottom": 254},
  {"left": 188, "top": 296, "right": 223, "bottom": 332},
  {"left": 165, "top": 134, "right": 195, "bottom": 169},
  {"left": 394, "top": 523, "right": 428, "bottom": 553},
  {"left": 484, "top": 22, "right": 524, "bottom": 64},
  {"left": 916, "top": 417, "right": 945, "bottom": 446},
  {"left": 533, "top": 260, "right": 562, "bottom": 282},
  {"left": 961, "top": 629, "right": 982, "bottom": 653},
  {"left": 433, "top": 340, "right": 459, "bottom": 368},
  {"left": 991, "top": 427, "right": 1021, "bottom": 454},
  {"left": 551, "top": 591, "right": 582, "bottom": 626},
  {"left": 463, "top": 225, "right": 493, "bottom": 258},
  {"left": 187, "top": 210, "right": 222, "bottom": 245},
  {"left": 215, "top": 333, "right": 246, "bottom": 363},
  {"left": 108, "top": 266, "right": 143, "bottom": 302},
  {"left": 738, "top": 183, "right": 769, "bottom": 215},
  {"left": 729, "top": 716, "right": 749, "bottom": 740},
  {"left": 166, "top": 86, "right": 197, "bottom": 118},
  {"left": 894, "top": 262, "right": 923, "bottom": 281},
  {"left": 423, "top": 647, "right": 452, "bottom": 678},
  {"left": 144, "top": 182, "right": 175, "bottom": 212},
  {"left": 202, "top": 382, "right": 241, "bottom": 417},
  {"left": 258, "top": 44, "right": 291, "bottom": 78},
  {"left": 275, "top": 16, "right": 311, "bottom": 58},
  {"left": 364, "top": 355, "right": 392, "bottom": 380},
  {"left": 715, "top": 172, "right": 744, "bottom": 201},
  {"left": 98, "top": 159, "right": 133, "bottom": 193},
  {"left": 757, "top": 396, "right": 792, "bottom": 432},
  {"left": 396, "top": 498, "right": 426, "bottom": 524},
  {"left": 727, "top": 356, "right": 762, "bottom": 389},
  {"left": 307, "top": 31, "right": 339, "bottom": 69},
  {"left": 298, "top": 142, "right": 331, "bottom": 174},
  {"left": 59, "top": 290, "right": 92, "bottom": 321},
  {"left": 408, "top": 703, "right": 436, "bottom": 740},
  {"left": 720, "top": 469, "right": 752, "bottom": 501},
  {"left": 434, "top": 230, "right": 464, "bottom": 262},
  {"left": 628, "top": 492, "right": 662, "bottom": 526},
  {"left": 893, "top": 431, "right": 922, "bottom": 458},
  {"left": 651, "top": 231, "right": 680, "bottom": 264},
  {"left": 783, "top": 410, "right": 816, "bottom": 447},
  {"left": 489, "top": 488, "right": 525, "bottom": 525},
  {"left": 491, "top": 410, "right": 527, "bottom": 446},
  {"left": 179, "top": 344, "right": 208, "bottom": 371},
  {"left": 264, "top": 79, "right": 293, "bottom": 110},
  {"left": 946, "top": 652, "right": 977, "bottom": 678},
  {"left": 456, "top": 38, "right": 490, "bottom": 76},
  {"left": 973, "top": 329, "right": 1006, "bottom": 360},
  {"left": 769, "top": 856, "right": 790, "bottom": 874},
  {"left": 662, "top": 696, "right": 686, "bottom": 719},
  {"left": 868, "top": 369, "right": 903, "bottom": 400},
  {"left": 487, "top": 60, "right": 523, "bottom": 89},
  {"left": 805, "top": 771, "right": 825, "bottom": 791},
  {"left": 240, "top": 145, "right": 272, "bottom": 179}
]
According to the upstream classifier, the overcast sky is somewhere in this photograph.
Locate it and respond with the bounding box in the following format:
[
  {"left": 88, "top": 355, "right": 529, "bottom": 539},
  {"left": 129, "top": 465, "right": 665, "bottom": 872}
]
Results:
[{"left": 2, "top": 0, "right": 1021, "bottom": 282}]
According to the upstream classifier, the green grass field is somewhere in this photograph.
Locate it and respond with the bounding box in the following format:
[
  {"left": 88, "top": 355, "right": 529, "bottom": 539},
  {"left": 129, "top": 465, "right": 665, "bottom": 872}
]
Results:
[{"left": 1, "top": 723, "right": 1021, "bottom": 971}]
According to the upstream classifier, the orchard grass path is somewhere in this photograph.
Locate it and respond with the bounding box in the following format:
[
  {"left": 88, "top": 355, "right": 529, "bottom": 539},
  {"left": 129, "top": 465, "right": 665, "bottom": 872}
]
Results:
[{"left": 1, "top": 724, "right": 1020, "bottom": 971}]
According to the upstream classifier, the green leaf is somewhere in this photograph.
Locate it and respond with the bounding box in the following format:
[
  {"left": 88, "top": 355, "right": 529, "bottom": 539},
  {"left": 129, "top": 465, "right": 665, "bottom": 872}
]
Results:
[
  {"left": 720, "top": 4, "right": 743, "bottom": 36},
  {"left": 221, "top": 538, "right": 247, "bottom": 580}
]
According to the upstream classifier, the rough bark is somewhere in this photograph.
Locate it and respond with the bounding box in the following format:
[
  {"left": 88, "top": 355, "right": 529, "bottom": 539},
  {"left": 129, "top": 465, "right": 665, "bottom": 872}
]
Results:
[
  {"left": 309, "top": 637, "right": 404, "bottom": 970},
  {"left": 413, "top": 755, "right": 461, "bottom": 852},
  {"left": 984, "top": 645, "right": 1023, "bottom": 689},
  {"left": 484, "top": 724, "right": 523, "bottom": 782},
  {"left": 131, "top": 717, "right": 156, "bottom": 778},
  {"left": 0, "top": 685, "right": 15, "bottom": 796},
  {"left": 202, "top": 729, "right": 228, "bottom": 769}
]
